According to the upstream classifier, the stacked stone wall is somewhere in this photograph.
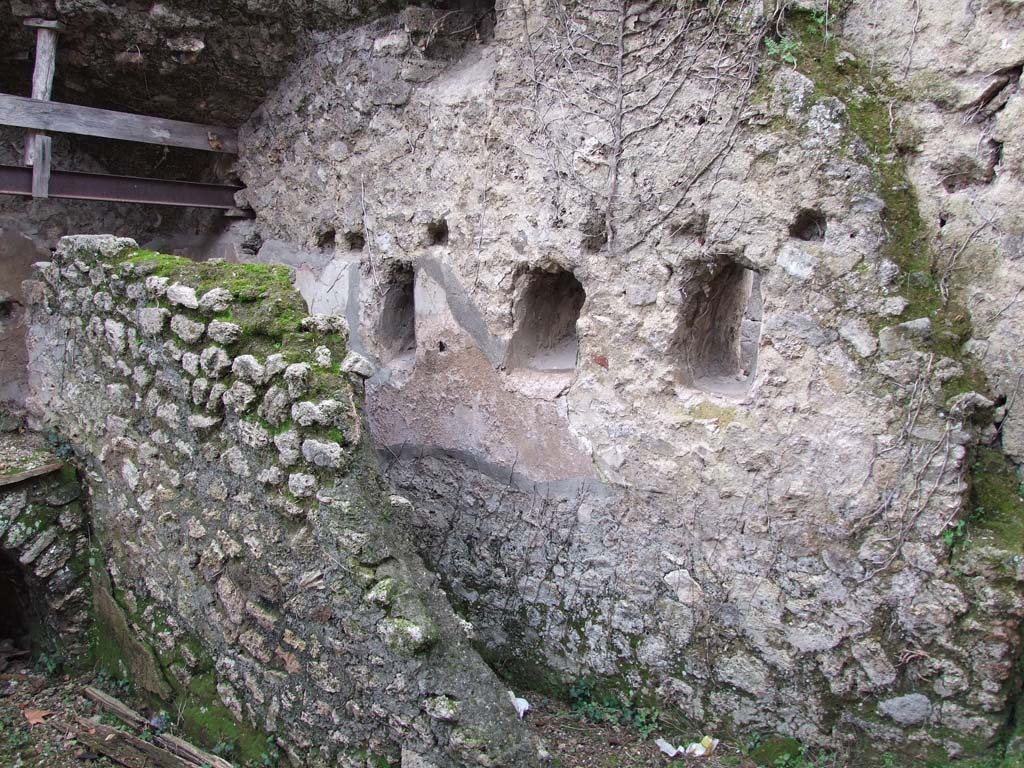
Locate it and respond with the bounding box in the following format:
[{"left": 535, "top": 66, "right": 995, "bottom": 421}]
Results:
[{"left": 24, "top": 235, "right": 541, "bottom": 768}]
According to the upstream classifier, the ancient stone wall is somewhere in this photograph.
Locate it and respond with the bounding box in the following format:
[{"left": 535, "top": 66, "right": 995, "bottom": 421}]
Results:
[
  {"left": 234, "top": 1, "right": 1024, "bottom": 761},
  {"left": 0, "top": 124, "right": 235, "bottom": 409},
  {"left": 24, "top": 235, "right": 542, "bottom": 768}
]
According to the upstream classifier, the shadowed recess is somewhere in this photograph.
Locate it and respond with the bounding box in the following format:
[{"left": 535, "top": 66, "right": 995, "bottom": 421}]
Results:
[
  {"left": 506, "top": 268, "right": 586, "bottom": 372},
  {"left": 378, "top": 263, "right": 417, "bottom": 359},
  {"left": 673, "top": 262, "right": 761, "bottom": 396}
]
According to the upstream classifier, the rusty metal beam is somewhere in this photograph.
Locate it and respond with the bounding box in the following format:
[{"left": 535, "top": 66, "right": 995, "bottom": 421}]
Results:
[{"left": 0, "top": 165, "right": 241, "bottom": 208}]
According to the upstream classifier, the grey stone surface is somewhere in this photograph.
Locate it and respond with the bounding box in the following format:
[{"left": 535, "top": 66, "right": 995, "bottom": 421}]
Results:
[
  {"left": 198, "top": 288, "right": 233, "bottom": 314},
  {"left": 165, "top": 283, "right": 198, "bottom": 309},
  {"left": 341, "top": 350, "right": 375, "bottom": 378},
  {"left": 25, "top": 235, "right": 540, "bottom": 767},
  {"left": 228, "top": 3, "right": 1024, "bottom": 758},
  {"left": 170, "top": 314, "right": 205, "bottom": 344},
  {"left": 879, "top": 694, "right": 933, "bottom": 726},
  {"left": 8, "top": 0, "right": 1024, "bottom": 760},
  {"left": 207, "top": 320, "right": 242, "bottom": 345}
]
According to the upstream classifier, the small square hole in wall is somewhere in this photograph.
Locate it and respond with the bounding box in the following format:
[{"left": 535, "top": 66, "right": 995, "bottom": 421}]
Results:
[
  {"left": 344, "top": 230, "right": 366, "bottom": 251},
  {"left": 672, "top": 261, "right": 762, "bottom": 396},
  {"left": 789, "top": 208, "right": 827, "bottom": 241},
  {"left": 426, "top": 218, "right": 449, "bottom": 246},
  {"left": 316, "top": 228, "right": 337, "bottom": 250},
  {"left": 506, "top": 267, "right": 586, "bottom": 372},
  {"left": 377, "top": 264, "right": 416, "bottom": 360}
]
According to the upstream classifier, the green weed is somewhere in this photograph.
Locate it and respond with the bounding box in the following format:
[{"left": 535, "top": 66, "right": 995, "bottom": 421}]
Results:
[
  {"left": 765, "top": 37, "right": 799, "bottom": 66},
  {"left": 567, "top": 678, "right": 662, "bottom": 738}
]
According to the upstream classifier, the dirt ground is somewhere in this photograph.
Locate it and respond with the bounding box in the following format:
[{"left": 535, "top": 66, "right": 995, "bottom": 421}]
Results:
[
  {"left": 0, "top": 658, "right": 750, "bottom": 768},
  {"left": 528, "top": 691, "right": 754, "bottom": 768}
]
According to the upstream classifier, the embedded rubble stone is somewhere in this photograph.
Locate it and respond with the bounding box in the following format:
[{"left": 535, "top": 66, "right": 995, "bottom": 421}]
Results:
[
  {"left": 165, "top": 283, "right": 198, "bottom": 309},
  {"left": 301, "top": 438, "right": 344, "bottom": 468},
  {"left": 301, "top": 313, "right": 347, "bottom": 334},
  {"left": 137, "top": 307, "right": 169, "bottom": 335},
  {"left": 231, "top": 354, "right": 265, "bottom": 384},
  {"left": 200, "top": 346, "right": 232, "bottom": 378},
  {"left": 24, "top": 236, "right": 542, "bottom": 767},
  {"left": 207, "top": 320, "right": 243, "bottom": 345},
  {"left": 287, "top": 471, "right": 317, "bottom": 497},
  {"left": 878, "top": 317, "right": 932, "bottom": 355},
  {"left": 170, "top": 314, "right": 205, "bottom": 344},
  {"left": 284, "top": 363, "right": 311, "bottom": 398},
  {"left": 878, "top": 694, "right": 933, "bottom": 726},
  {"left": 198, "top": 288, "right": 233, "bottom": 314},
  {"left": 341, "top": 350, "right": 375, "bottom": 378}
]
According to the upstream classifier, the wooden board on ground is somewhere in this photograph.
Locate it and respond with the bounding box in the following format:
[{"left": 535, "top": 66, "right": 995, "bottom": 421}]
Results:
[
  {"left": 47, "top": 717, "right": 194, "bottom": 768},
  {"left": 83, "top": 686, "right": 233, "bottom": 768}
]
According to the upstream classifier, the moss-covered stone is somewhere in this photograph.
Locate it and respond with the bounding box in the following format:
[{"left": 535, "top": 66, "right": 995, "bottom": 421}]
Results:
[
  {"left": 965, "top": 447, "right": 1024, "bottom": 555},
  {"left": 91, "top": 570, "right": 172, "bottom": 698},
  {"left": 769, "top": 9, "right": 988, "bottom": 401}
]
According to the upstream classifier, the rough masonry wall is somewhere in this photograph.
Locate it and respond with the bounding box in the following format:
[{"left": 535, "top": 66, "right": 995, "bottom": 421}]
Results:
[
  {"left": 24, "top": 235, "right": 542, "bottom": 768},
  {"left": 0, "top": 124, "right": 233, "bottom": 408},
  {"left": 234, "top": 1, "right": 1024, "bottom": 761}
]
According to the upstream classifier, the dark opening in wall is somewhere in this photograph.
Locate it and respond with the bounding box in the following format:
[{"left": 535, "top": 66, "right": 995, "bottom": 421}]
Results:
[
  {"left": 506, "top": 268, "right": 586, "bottom": 372},
  {"left": 789, "top": 209, "right": 827, "bottom": 241},
  {"left": 378, "top": 265, "right": 416, "bottom": 360},
  {"left": 672, "top": 262, "right": 761, "bottom": 395},
  {"left": 0, "top": 550, "right": 34, "bottom": 650},
  {"left": 345, "top": 230, "right": 366, "bottom": 251},
  {"left": 421, "top": 0, "right": 498, "bottom": 50},
  {"left": 427, "top": 218, "right": 449, "bottom": 246},
  {"left": 0, "top": 299, "right": 15, "bottom": 321},
  {"left": 316, "top": 228, "right": 336, "bottom": 250}
]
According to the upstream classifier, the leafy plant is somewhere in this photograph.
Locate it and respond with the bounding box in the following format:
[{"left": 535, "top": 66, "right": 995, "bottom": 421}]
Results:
[
  {"left": 765, "top": 37, "right": 799, "bottom": 66},
  {"left": 943, "top": 518, "right": 969, "bottom": 548},
  {"left": 252, "top": 746, "right": 281, "bottom": 767},
  {"left": 43, "top": 428, "right": 74, "bottom": 459},
  {"left": 34, "top": 651, "right": 64, "bottom": 676},
  {"left": 943, "top": 506, "right": 986, "bottom": 550},
  {"left": 810, "top": 9, "right": 835, "bottom": 39},
  {"left": 94, "top": 669, "right": 134, "bottom": 696},
  {"left": 212, "top": 740, "right": 236, "bottom": 757},
  {"left": 567, "top": 678, "right": 661, "bottom": 737}
]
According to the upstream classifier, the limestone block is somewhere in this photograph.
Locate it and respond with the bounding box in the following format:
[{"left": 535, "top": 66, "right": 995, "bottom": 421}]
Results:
[{"left": 166, "top": 283, "right": 199, "bottom": 309}]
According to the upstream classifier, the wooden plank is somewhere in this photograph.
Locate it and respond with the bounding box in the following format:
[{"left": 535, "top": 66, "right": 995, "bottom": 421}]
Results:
[
  {"left": 83, "top": 687, "right": 234, "bottom": 768},
  {"left": 0, "top": 94, "right": 239, "bottom": 154},
  {"left": 82, "top": 686, "right": 148, "bottom": 729},
  {"left": 24, "top": 18, "right": 66, "bottom": 32},
  {"left": 31, "top": 134, "right": 50, "bottom": 197},
  {"left": 24, "top": 25, "right": 58, "bottom": 167},
  {"left": 30, "top": 29, "right": 58, "bottom": 101},
  {"left": 72, "top": 717, "right": 195, "bottom": 768},
  {"left": 0, "top": 460, "right": 64, "bottom": 487},
  {"left": 157, "top": 733, "right": 234, "bottom": 768}
]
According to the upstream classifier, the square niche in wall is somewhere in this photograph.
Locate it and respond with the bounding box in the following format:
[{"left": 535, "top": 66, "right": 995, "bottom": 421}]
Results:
[
  {"left": 377, "top": 264, "right": 416, "bottom": 361},
  {"left": 672, "top": 260, "right": 762, "bottom": 396},
  {"left": 505, "top": 268, "right": 586, "bottom": 373}
]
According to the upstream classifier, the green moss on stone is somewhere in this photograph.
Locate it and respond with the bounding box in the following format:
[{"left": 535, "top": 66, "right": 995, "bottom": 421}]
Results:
[
  {"left": 775, "top": 10, "right": 987, "bottom": 396},
  {"left": 749, "top": 735, "right": 804, "bottom": 766},
  {"left": 116, "top": 249, "right": 309, "bottom": 345},
  {"left": 966, "top": 447, "right": 1024, "bottom": 555}
]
